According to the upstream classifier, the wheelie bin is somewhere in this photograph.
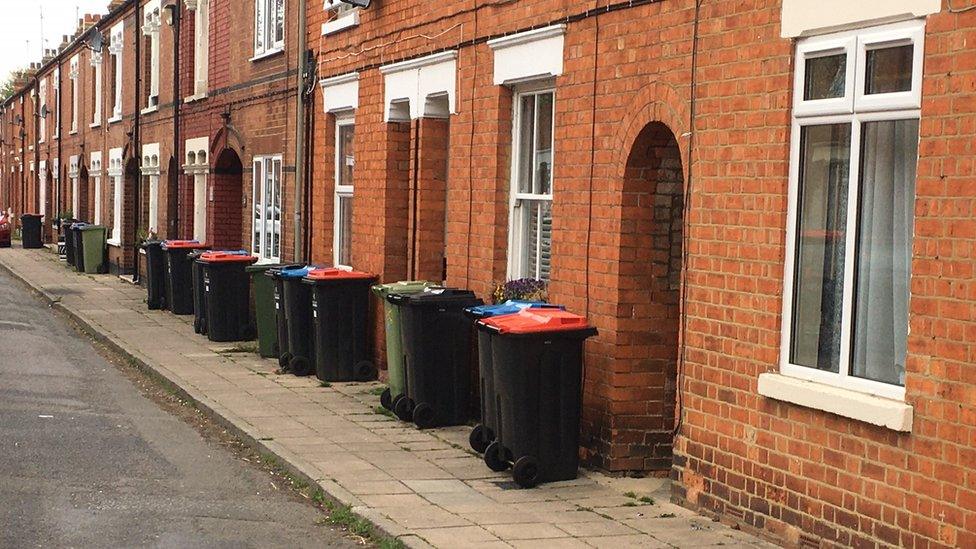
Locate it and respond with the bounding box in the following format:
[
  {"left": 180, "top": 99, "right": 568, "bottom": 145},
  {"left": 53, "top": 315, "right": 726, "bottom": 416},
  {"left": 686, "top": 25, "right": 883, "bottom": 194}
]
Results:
[
  {"left": 20, "top": 214, "right": 43, "bottom": 249},
  {"left": 265, "top": 265, "right": 310, "bottom": 368},
  {"left": 199, "top": 251, "right": 259, "bottom": 342},
  {"left": 80, "top": 225, "right": 108, "bottom": 274},
  {"left": 389, "top": 288, "right": 483, "bottom": 428},
  {"left": 161, "top": 240, "right": 209, "bottom": 315},
  {"left": 193, "top": 250, "right": 249, "bottom": 334},
  {"left": 371, "top": 281, "right": 432, "bottom": 411},
  {"left": 69, "top": 222, "right": 88, "bottom": 272},
  {"left": 304, "top": 268, "right": 378, "bottom": 382},
  {"left": 280, "top": 265, "right": 318, "bottom": 376},
  {"left": 249, "top": 263, "right": 302, "bottom": 358},
  {"left": 59, "top": 219, "right": 77, "bottom": 260},
  {"left": 463, "top": 301, "right": 564, "bottom": 453},
  {"left": 477, "top": 309, "right": 597, "bottom": 488},
  {"left": 142, "top": 239, "right": 167, "bottom": 309}
]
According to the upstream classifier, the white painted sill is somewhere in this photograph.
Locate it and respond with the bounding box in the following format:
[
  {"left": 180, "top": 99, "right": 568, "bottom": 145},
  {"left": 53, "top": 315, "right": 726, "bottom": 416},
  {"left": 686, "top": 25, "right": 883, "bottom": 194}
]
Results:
[
  {"left": 106, "top": 239, "right": 121, "bottom": 247},
  {"left": 322, "top": 11, "right": 360, "bottom": 35},
  {"left": 250, "top": 48, "right": 284, "bottom": 63},
  {"left": 140, "top": 105, "right": 159, "bottom": 115},
  {"left": 90, "top": 122, "right": 101, "bottom": 129},
  {"left": 758, "top": 373, "right": 913, "bottom": 432},
  {"left": 107, "top": 116, "right": 122, "bottom": 125},
  {"left": 184, "top": 92, "right": 208, "bottom": 103}
]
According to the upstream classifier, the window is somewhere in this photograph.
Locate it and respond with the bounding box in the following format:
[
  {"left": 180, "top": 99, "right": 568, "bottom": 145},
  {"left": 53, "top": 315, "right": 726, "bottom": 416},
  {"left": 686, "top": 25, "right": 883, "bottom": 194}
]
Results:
[
  {"left": 90, "top": 50, "right": 102, "bottom": 125},
  {"left": 142, "top": 144, "right": 160, "bottom": 234},
  {"left": 108, "top": 148, "right": 124, "bottom": 244},
  {"left": 781, "top": 20, "right": 923, "bottom": 401},
  {"left": 53, "top": 68, "right": 60, "bottom": 138},
  {"left": 142, "top": 2, "right": 161, "bottom": 110},
  {"left": 69, "top": 156, "right": 80, "bottom": 215},
  {"left": 69, "top": 55, "right": 80, "bottom": 133},
  {"left": 508, "top": 87, "right": 554, "bottom": 281},
  {"left": 322, "top": 0, "right": 359, "bottom": 35},
  {"left": 184, "top": 138, "right": 209, "bottom": 242},
  {"left": 254, "top": 0, "right": 285, "bottom": 58},
  {"left": 90, "top": 152, "right": 103, "bottom": 225},
  {"left": 38, "top": 79, "right": 47, "bottom": 142},
  {"left": 189, "top": 0, "right": 209, "bottom": 97},
  {"left": 252, "top": 155, "right": 282, "bottom": 262},
  {"left": 109, "top": 23, "right": 124, "bottom": 121},
  {"left": 334, "top": 115, "right": 354, "bottom": 266}
]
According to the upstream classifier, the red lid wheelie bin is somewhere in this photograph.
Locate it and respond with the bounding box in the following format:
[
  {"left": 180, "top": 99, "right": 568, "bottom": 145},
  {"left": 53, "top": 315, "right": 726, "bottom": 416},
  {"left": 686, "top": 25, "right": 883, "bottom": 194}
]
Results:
[
  {"left": 477, "top": 309, "right": 597, "bottom": 488},
  {"left": 199, "top": 251, "right": 259, "bottom": 342},
  {"left": 303, "top": 268, "right": 379, "bottom": 382},
  {"left": 161, "top": 240, "right": 209, "bottom": 315}
]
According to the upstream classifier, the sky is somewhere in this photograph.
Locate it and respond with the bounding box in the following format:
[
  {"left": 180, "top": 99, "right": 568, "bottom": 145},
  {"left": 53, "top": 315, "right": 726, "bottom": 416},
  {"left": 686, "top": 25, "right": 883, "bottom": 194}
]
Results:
[{"left": 0, "top": 0, "right": 109, "bottom": 80}]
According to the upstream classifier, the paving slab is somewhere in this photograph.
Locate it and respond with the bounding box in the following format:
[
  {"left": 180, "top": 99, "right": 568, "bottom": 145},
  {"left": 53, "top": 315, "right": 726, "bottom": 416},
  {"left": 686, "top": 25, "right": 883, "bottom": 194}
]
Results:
[{"left": 0, "top": 247, "right": 779, "bottom": 549}]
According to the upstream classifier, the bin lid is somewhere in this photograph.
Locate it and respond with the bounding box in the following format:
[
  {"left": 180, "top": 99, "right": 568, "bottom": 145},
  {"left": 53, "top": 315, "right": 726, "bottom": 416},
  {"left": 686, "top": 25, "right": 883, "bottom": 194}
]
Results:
[
  {"left": 79, "top": 225, "right": 107, "bottom": 231},
  {"left": 249, "top": 262, "right": 302, "bottom": 274},
  {"left": 161, "top": 239, "right": 208, "bottom": 250},
  {"left": 304, "top": 267, "right": 377, "bottom": 283},
  {"left": 277, "top": 266, "right": 317, "bottom": 279},
  {"left": 371, "top": 280, "right": 432, "bottom": 297},
  {"left": 389, "top": 287, "right": 481, "bottom": 306},
  {"left": 141, "top": 238, "right": 165, "bottom": 249},
  {"left": 464, "top": 300, "right": 564, "bottom": 319},
  {"left": 479, "top": 308, "right": 597, "bottom": 336},
  {"left": 70, "top": 222, "right": 89, "bottom": 229},
  {"left": 20, "top": 213, "right": 43, "bottom": 218},
  {"left": 199, "top": 251, "right": 258, "bottom": 264},
  {"left": 265, "top": 263, "right": 311, "bottom": 278}
]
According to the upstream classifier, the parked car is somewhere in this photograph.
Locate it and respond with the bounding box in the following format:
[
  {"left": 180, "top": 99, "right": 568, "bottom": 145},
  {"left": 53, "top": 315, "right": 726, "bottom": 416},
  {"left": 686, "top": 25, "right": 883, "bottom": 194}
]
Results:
[{"left": 0, "top": 212, "right": 11, "bottom": 247}]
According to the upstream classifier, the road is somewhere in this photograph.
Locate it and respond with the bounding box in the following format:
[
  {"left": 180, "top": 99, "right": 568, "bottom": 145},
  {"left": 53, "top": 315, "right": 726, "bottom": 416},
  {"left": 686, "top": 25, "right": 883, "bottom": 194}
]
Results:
[{"left": 0, "top": 269, "right": 359, "bottom": 548}]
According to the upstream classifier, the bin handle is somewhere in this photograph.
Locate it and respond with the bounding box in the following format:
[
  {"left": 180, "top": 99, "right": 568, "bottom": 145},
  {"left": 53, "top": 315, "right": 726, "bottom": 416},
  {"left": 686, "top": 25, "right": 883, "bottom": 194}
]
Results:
[{"left": 481, "top": 323, "right": 502, "bottom": 334}]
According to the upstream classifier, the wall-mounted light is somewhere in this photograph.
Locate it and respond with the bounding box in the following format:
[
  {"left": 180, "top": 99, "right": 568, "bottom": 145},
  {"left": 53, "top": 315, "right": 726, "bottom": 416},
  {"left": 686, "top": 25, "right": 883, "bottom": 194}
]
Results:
[
  {"left": 341, "top": 0, "right": 372, "bottom": 7},
  {"left": 35, "top": 105, "right": 50, "bottom": 119},
  {"left": 163, "top": 3, "right": 180, "bottom": 26},
  {"left": 84, "top": 30, "right": 105, "bottom": 54}
]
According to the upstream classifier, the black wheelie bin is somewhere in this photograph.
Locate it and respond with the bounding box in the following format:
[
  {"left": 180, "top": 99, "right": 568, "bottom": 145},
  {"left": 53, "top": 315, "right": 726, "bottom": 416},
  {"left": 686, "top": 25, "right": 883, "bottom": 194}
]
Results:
[
  {"left": 161, "top": 240, "right": 209, "bottom": 315},
  {"left": 265, "top": 264, "right": 309, "bottom": 369},
  {"left": 20, "top": 213, "right": 44, "bottom": 249},
  {"left": 69, "top": 222, "right": 88, "bottom": 272},
  {"left": 304, "top": 268, "right": 378, "bottom": 382},
  {"left": 463, "top": 301, "right": 564, "bottom": 453},
  {"left": 280, "top": 266, "right": 318, "bottom": 376},
  {"left": 142, "top": 239, "right": 167, "bottom": 309},
  {"left": 199, "top": 251, "right": 258, "bottom": 342},
  {"left": 389, "top": 288, "right": 483, "bottom": 428},
  {"left": 477, "top": 308, "right": 597, "bottom": 488},
  {"left": 193, "top": 250, "right": 249, "bottom": 334}
]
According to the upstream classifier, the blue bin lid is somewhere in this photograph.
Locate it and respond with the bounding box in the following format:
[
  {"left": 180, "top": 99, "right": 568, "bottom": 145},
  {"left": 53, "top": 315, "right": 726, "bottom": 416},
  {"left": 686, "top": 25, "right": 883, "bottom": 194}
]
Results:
[
  {"left": 278, "top": 266, "right": 316, "bottom": 279},
  {"left": 464, "top": 300, "right": 564, "bottom": 319},
  {"left": 70, "top": 222, "right": 89, "bottom": 229}
]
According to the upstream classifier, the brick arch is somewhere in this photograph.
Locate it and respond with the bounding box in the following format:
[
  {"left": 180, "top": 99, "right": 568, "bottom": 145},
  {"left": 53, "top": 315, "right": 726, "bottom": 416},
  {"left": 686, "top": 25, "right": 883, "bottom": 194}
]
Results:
[{"left": 611, "top": 81, "right": 690, "bottom": 183}]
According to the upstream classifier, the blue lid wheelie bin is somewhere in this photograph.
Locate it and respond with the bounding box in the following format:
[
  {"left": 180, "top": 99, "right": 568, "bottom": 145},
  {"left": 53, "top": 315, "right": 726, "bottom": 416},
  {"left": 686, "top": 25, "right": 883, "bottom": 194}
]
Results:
[
  {"left": 265, "top": 264, "right": 309, "bottom": 369},
  {"left": 161, "top": 240, "right": 209, "bottom": 315},
  {"left": 477, "top": 308, "right": 597, "bottom": 488},
  {"left": 463, "top": 301, "right": 564, "bottom": 454},
  {"left": 389, "top": 288, "right": 483, "bottom": 429},
  {"left": 279, "top": 265, "right": 318, "bottom": 376},
  {"left": 303, "top": 268, "right": 379, "bottom": 382}
]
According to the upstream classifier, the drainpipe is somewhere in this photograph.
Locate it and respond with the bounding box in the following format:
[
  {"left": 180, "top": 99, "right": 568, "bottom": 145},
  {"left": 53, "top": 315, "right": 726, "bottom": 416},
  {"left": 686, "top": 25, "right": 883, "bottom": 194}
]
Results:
[
  {"left": 168, "top": 1, "right": 181, "bottom": 238},
  {"left": 56, "top": 56, "right": 63, "bottom": 227},
  {"left": 132, "top": 0, "right": 143, "bottom": 281},
  {"left": 293, "top": 0, "right": 307, "bottom": 263}
]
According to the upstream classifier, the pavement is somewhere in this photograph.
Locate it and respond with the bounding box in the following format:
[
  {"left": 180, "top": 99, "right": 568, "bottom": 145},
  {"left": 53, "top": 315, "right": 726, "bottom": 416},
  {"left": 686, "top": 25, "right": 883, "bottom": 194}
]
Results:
[
  {"left": 0, "top": 265, "right": 359, "bottom": 547},
  {"left": 0, "top": 245, "right": 780, "bottom": 549}
]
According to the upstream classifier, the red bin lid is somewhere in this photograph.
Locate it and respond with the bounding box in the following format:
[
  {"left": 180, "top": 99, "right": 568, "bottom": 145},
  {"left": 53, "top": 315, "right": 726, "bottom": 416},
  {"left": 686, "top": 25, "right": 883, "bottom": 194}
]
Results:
[
  {"left": 480, "top": 308, "right": 594, "bottom": 335},
  {"left": 304, "top": 267, "right": 376, "bottom": 281},
  {"left": 162, "top": 239, "right": 208, "bottom": 250},
  {"left": 199, "top": 252, "right": 258, "bottom": 264}
]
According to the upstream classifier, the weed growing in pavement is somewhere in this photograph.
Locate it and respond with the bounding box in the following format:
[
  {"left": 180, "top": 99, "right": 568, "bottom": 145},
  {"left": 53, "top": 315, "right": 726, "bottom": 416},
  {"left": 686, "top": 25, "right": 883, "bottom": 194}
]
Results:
[
  {"left": 219, "top": 343, "right": 259, "bottom": 354},
  {"left": 659, "top": 513, "right": 677, "bottom": 518},
  {"left": 373, "top": 406, "right": 396, "bottom": 419},
  {"left": 367, "top": 386, "right": 387, "bottom": 396},
  {"left": 640, "top": 496, "right": 655, "bottom": 505},
  {"left": 320, "top": 381, "right": 332, "bottom": 388},
  {"left": 623, "top": 502, "right": 638, "bottom": 507},
  {"left": 624, "top": 491, "right": 637, "bottom": 499}
]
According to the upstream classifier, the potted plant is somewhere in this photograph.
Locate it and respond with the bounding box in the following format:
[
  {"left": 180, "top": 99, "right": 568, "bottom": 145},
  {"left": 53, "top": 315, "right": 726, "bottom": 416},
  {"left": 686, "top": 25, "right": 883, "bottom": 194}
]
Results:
[{"left": 491, "top": 278, "right": 549, "bottom": 304}]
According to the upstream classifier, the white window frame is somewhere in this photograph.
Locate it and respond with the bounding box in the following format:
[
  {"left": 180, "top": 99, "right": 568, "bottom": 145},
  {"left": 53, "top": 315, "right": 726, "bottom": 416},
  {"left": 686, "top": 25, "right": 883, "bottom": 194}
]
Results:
[
  {"left": 38, "top": 161, "right": 47, "bottom": 218},
  {"left": 69, "top": 156, "right": 80, "bottom": 216},
  {"left": 141, "top": 1, "right": 162, "bottom": 112},
  {"left": 108, "top": 148, "right": 124, "bottom": 245},
  {"left": 253, "top": 0, "right": 285, "bottom": 59},
  {"left": 53, "top": 68, "right": 61, "bottom": 139},
  {"left": 38, "top": 79, "right": 47, "bottom": 143},
  {"left": 252, "top": 154, "right": 282, "bottom": 263},
  {"left": 188, "top": 0, "right": 210, "bottom": 98},
  {"left": 507, "top": 84, "right": 555, "bottom": 281},
  {"left": 141, "top": 143, "right": 161, "bottom": 234},
  {"left": 184, "top": 137, "right": 209, "bottom": 242},
  {"left": 90, "top": 152, "right": 103, "bottom": 225},
  {"left": 333, "top": 113, "right": 354, "bottom": 267},
  {"left": 109, "top": 23, "right": 124, "bottom": 122},
  {"left": 90, "top": 50, "right": 103, "bottom": 126},
  {"left": 780, "top": 19, "right": 924, "bottom": 402},
  {"left": 69, "top": 55, "right": 80, "bottom": 134}
]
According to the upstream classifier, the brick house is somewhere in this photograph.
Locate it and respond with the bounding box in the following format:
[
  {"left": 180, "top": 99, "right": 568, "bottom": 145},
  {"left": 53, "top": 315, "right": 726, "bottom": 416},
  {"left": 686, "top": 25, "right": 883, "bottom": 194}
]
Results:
[{"left": 306, "top": 0, "right": 976, "bottom": 546}]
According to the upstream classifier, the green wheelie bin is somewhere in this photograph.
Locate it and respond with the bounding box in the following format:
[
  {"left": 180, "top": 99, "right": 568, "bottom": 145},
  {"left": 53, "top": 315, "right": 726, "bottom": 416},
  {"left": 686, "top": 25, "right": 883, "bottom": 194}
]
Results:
[
  {"left": 247, "top": 263, "right": 301, "bottom": 358},
  {"left": 79, "top": 225, "right": 107, "bottom": 274},
  {"left": 371, "top": 281, "right": 432, "bottom": 414}
]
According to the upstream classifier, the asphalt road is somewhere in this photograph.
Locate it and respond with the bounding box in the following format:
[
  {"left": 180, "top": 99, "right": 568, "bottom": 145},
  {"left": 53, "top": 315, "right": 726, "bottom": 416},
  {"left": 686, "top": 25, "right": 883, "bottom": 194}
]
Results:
[{"left": 0, "top": 269, "right": 359, "bottom": 548}]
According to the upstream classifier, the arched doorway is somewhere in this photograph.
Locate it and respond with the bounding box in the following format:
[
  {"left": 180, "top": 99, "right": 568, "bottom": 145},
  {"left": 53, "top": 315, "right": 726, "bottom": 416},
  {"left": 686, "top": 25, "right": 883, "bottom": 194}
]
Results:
[
  {"left": 211, "top": 148, "right": 243, "bottom": 249},
  {"left": 78, "top": 166, "right": 90, "bottom": 222},
  {"left": 616, "top": 121, "right": 684, "bottom": 471},
  {"left": 166, "top": 156, "right": 179, "bottom": 239}
]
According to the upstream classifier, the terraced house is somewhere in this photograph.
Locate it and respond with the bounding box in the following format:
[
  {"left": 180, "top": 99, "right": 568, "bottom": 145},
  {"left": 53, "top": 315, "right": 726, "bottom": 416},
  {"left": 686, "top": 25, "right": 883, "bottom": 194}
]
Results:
[{"left": 2, "top": 0, "right": 975, "bottom": 547}]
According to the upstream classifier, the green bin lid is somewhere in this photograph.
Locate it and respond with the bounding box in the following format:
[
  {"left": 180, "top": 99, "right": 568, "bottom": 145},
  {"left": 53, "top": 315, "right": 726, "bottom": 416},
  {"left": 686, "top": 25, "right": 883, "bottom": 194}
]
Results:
[
  {"left": 79, "top": 225, "right": 107, "bottom": 231},
  {"left": 371, "top": 280, "right": 432, "bottom": 298}
]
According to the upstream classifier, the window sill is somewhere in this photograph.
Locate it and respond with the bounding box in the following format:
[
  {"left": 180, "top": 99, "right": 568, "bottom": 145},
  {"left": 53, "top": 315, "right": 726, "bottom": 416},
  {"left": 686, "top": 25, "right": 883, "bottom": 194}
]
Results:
[
  {"left": 69, "top": 130, "right": 78, "bottom": 136},
  {"left": 107, "top": 116, "right": 122, "bottom": 125},
  {"left": 184, "top": 92, "right": 208, "bottom": 103},
  {"left": 758, "top": 373, "right": 913, "bottom": 432},
  {"left": 90, "top": 122, "right": 101, "bottom": 129},
  {"left": 141, "top": 105, "right": 159, "bottom": 115},
  {"left": 322, "top": 11, "right": 360, "bottom": 35},
  {"left": 250, "top": 48, "right": 284, "bottom": 63},
  {"left": 106, "top": 238, "right": 121, "bottom": 247}
]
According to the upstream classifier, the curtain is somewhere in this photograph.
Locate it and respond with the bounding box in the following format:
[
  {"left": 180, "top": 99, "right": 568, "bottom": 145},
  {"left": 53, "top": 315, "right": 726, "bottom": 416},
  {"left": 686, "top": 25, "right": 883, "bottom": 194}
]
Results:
[{"left": 851, "top": 119, "right": 918, "bottom": 386}]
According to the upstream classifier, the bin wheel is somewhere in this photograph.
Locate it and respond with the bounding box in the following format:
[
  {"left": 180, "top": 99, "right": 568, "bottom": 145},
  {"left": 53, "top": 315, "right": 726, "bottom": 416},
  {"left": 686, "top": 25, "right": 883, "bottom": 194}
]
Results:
[
  {"left": 413, "top": 403, "right": 436, "bottom": 429},
  {"left": 354, "top": 360, "right": 377, "bottom": 382},
  {"left": 380, "top": 388, "right": 393, "bottom": 410},
  {"left": 484, "top": 442, "right": 510, "bottom": 472},
  {"left": 469, "top": 424, "right": 490, "bottom": 454},
  {"left": 290, "top": 356, "right": 314, "bottom": 377},
  {"left": 393, "top": 396, "right": 414, "bottom": 422},
  {"left": 278, "top": 352, "right": 293, "bottom": 370},
  {"left": 513, "top": 456, "right": 541, "bottom": 488}
]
